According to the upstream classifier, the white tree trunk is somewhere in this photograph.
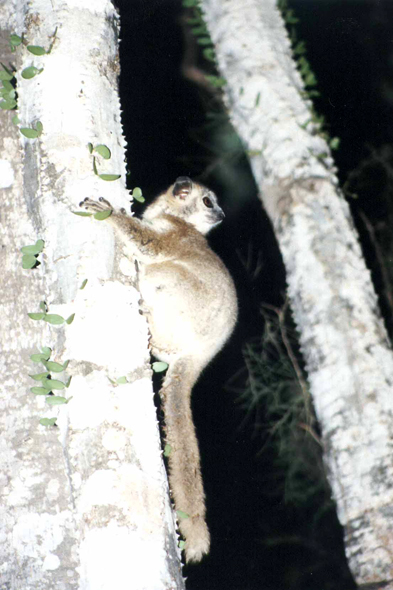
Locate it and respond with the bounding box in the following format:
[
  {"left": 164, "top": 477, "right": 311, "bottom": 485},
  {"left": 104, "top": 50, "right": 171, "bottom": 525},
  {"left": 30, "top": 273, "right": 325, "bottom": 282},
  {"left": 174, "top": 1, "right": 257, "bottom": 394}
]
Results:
[
  {"left": 202, "top": 0, "right": 393, "bottom": 586},
  {"left": 0, "top": 1, "right": 184, "bottom": 588}
]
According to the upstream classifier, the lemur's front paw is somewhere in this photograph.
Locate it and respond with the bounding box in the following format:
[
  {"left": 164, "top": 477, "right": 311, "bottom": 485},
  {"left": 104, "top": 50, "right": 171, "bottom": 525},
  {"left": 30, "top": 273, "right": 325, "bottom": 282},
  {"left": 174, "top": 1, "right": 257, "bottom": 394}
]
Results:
[{"left": 79, "top": 197, "right": 113, "bottom": 213}]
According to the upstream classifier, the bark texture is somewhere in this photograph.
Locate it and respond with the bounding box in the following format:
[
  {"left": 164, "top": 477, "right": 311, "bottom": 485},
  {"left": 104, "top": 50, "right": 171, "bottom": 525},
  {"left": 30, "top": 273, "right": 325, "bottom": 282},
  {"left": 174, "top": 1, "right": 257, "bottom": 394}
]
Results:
[
  {"left": 201, "top": 0, "right": 393, "bottom": 586},
  {"left": 0, "top": 1, "right": 184, "bottom": 588}
]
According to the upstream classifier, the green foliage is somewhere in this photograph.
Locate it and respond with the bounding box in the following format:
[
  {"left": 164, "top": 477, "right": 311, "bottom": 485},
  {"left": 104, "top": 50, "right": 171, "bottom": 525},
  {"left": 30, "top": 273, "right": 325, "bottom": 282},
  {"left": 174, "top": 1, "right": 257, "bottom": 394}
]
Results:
[
  {"left": 27, "top": 303, "right": 75, "bottom": 327},
  {"left": 9, "top": 34, "right": 23, "bottom": 51},
  {"left": 98, "top": 173, "right": 121, "bottom": 182},
  {"left": 31, "top": 386, "right": 48, "bottom": 395},
  {"left": 176, "top": 510, "right": 190, "bottom": 520},
  {"left": 26, "top": 45, "right": 46, "bottom": 56},
  {"left": 30, "top": 348, "right": 51, "bottom": 363},
  {"left": 80, "top": 279, "right": 88, "bottom": 289},
  {"left": 46, "top": 396, "right": 69, "bottom": 406},
  {"left": 94, "top": 209, "right": 112, "bottom": 220},
  {"left": 164, "top": 443, "right": 172, "bottom": 457},
  {"left": 44, "top": 360, "right": 68, "bottom": 372},
  {"left": 0, "top": 64, "right": 17, "bottom": 110},
  {"left": 21, "top": 239, "right": 45, "bottom": 255},
  {"left": 66, "top": 313, "right": 75, "bottom": 325},
  {"left": 277, "top": 0, "right": 340, "bottom": 151},
  {"left": 40, "top": 417, "right": 57, "bottom": 427},
  {"left": 132, "top": 187, "right": 145, "bottom": 203},
  {"left": 29, "top": 372, "right": 50, "bottom": 381},
  {"left": 22, "top": 254, "right": 38, "bottom": 269},
  {"left": 73, "top": 211, "right": 92, "bottom": 217},
  {"left": 94, "top": 144, "right": 111, "bottom": 159},
  {"left": 20, "top": 121, "right": 43, "bottom": 139},
  {"left": 152, "top": 361, "right": 168, "bottom": 373},
  {"left": 236, "top": 304, "right": 328, "bottom": 505},
  {"left": 116, "top": 376, "right": 128, "bottom": 384},
  {"left": 90, "top": 144, "right": 120, "bottom": 181},
  {"left": 21, "top": 239, "right": 44, "bottom": 268},
  {"left": 43, "top": 313, "right": 65, "bottom": 325},
  {"left": 21, "top": 66, "right": 43, "bottom": 79},
  {"left": 183, "top": 0, "right": 227, "bottom": 90}
]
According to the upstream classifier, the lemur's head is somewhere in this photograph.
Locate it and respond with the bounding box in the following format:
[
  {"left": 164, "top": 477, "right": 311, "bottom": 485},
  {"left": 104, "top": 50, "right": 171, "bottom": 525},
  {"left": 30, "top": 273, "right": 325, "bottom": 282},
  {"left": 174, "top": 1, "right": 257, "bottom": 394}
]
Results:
[{"left": 143, "top": 176, "right": 225, "bottom": 235}]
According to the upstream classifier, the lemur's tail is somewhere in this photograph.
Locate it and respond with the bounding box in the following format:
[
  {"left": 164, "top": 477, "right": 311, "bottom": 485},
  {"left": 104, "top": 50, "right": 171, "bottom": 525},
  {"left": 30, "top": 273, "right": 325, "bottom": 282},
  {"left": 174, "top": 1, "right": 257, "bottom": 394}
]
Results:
[{"left": 160, "top": 357, "right": 210, "bottom": 563}]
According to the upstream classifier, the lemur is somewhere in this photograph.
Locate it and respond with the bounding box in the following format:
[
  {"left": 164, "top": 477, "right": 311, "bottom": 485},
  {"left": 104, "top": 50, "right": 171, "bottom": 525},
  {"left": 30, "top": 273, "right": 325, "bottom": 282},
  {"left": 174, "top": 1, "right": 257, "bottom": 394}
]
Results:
[{"left": 80, "top": 176, "right": 237, "bottom": 563}]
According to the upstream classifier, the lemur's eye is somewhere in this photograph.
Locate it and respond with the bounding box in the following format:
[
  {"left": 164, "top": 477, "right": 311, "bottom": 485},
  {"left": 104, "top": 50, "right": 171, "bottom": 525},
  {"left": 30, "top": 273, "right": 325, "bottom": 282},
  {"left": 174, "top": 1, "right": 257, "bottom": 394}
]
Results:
[{"left": 203, "top": 197, "right": 213, "bottom": 208}]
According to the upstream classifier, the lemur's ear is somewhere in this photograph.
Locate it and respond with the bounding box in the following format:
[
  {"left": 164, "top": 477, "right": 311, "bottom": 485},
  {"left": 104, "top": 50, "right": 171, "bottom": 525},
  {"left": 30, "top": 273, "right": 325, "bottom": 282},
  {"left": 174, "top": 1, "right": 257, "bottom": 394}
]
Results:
[{"left": 173, "top": 176, "right": 192, "bottom": 200}]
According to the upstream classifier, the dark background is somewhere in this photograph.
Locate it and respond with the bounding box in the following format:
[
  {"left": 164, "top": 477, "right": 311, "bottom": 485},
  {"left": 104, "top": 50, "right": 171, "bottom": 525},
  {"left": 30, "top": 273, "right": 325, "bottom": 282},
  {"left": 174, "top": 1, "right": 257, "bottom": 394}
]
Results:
[{"left": 113, "top": 1, "right": 393, "bottom": 588}]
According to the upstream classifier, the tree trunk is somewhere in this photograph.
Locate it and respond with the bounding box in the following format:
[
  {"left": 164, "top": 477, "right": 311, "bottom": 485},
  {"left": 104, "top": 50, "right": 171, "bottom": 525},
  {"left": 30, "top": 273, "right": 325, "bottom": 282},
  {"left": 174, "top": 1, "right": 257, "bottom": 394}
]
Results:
[
  {"left": 0, "top": 1, "right": 184, "bottom": 588},
  {"left": 201, "top": 0, "right": 393, "bottom": 586}
]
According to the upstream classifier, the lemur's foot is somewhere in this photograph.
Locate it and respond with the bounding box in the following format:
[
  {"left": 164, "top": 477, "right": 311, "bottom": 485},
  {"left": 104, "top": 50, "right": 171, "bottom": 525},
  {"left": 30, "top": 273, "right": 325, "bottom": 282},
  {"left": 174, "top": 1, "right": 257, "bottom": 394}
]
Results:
[{"left": 79, "top": 197, "right": 113, "bottom": 213}]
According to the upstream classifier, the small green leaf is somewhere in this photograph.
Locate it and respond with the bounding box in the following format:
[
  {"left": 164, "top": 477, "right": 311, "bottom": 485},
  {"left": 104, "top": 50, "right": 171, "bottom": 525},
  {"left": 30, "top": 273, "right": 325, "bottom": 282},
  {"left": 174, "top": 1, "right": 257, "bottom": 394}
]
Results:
[
  {"left": 98, "top": 174, "right": 121, "bottom": 182},
  {"left": 29, "top": 372, "right": 49, "bottom": 381},
  {"left": 10, "top": 34, "right": 22, "bottom": 46},
  {"left": 65, "top": 376, "right": 72, "bottom": 388},
  {"left": 80, "top": 279, "right": 88, "bottom": 290},
  {"left": 21, "top": 66, "right": 43, "bottom": 79},
  {"left": 132, "top": 187, "right": 145, "bottom": 204},
  {"left": 0, "top": 87, "right": 14, "bottom": 98},
  {"left": 30, "top": 386, "right": 48, "bottom": 395},
  {"left": 35, "top": 121, "right": 43, "bottom": 135},
  {"left": 66, "top": 313, "right": 75, "bottom": 325},
  {"left": 178, "top": 540, "right": 186, "bottom": 550},
  {"left": 205, "top": 75, "right": 227, "bottom": 88},
  {"left": 182, "top": 0, "right": 197, "bottom": 6},
  {"left": 11, "top": 114, "right": 20, "bottom": 125},
  {"left": 27, "top": 45, "right": 46, "bottom": 56},
  {"left": 62, "top": 360, "right": 70, "bottom": 370},
  {"left": 22, "top": 254, "right": 38, "bottom": 269},
  {"left": 42, "top": 378, "right": 65, "bottom": 390},
  {"left": 46, "top": 395, "right": 68, "bottom": 406},
  {"left": 39, "top": 301, "right": 47, "bottom": 312},
  {"left": 88, "top": 142, "right": 93, "bottom": 153},
  {"left": 196, "top": 37, "right": 212, "bottom": 46},
  {"left": 152, "top": 361, "right": 168, "bottom": 373},
  {"left": 93, "top": 156, "right": 98, "bottom": 175},
  {"left": 31, "top": 353, "right": 47, "bottom": 363},
  {"left": 43, "top": 361, "right": 64, "bottom": 373},
  {"left": 94, "top": 209, "right": 112, "bottom": 220},
  {"left": 43, "top": 314, "right": 65, "bottom": 325},
  {"left": 94, "top": 144, "right": 111, "bottom": 159},
  {"left": 116, "top": 376, "right": 128, "bottom": 384},
  {"left": 72, "top": 211, "right": 92, "bottom": 217},
  {"left": 164, "top": 444, "right": 172, "bottom": 457},
  {"left": 191, "top": 25, "right": 208, "bottom": 35},
  {"left": 20, "top": 128, "right": 39, "bottom": 139},
  {"left": 30, "top": 348, "right": 51, "bottom": 363},
  {"left": 0, "top": 99, "right": 17, "bottom": 110},
  {"left": 21, "top": 239, "right": 44, "bottom": 255},
  {"left": 28, "top": 312, "right": 45, "bottom": 321},
  {"left": 202, "top": 47, "right": 216, "bottom": 62},
  {"left": 329, "top": 137, "right": 340, "bottom": 150},
  {"left": 39, "top": 417, "right": 57, "bottom": 427},
  {"left": 0, "top": 70, "right": 13, "bottom": 81},
  {"left": 177, "top": 510, "right": 190, "bottom": 520}
]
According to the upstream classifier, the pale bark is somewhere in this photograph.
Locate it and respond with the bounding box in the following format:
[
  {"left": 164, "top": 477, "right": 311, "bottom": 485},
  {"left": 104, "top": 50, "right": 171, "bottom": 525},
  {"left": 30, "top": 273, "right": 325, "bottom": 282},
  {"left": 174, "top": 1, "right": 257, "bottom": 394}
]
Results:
[
  {"left": 201, "top": 0, "right": 393, "bottom": 586},
  {"left": 0, "top": 1, "right": 184, "bottom": 588}
]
